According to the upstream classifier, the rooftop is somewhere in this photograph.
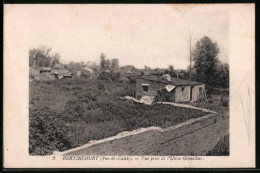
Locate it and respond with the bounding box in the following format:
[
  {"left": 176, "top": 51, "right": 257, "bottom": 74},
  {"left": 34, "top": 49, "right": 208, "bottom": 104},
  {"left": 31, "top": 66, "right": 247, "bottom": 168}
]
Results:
[
  {"left": 51, "top": 69, "right": 73, "bottom": 76},
  {"left": 137, "top": 76, "right": 203, "bottom": 86}
]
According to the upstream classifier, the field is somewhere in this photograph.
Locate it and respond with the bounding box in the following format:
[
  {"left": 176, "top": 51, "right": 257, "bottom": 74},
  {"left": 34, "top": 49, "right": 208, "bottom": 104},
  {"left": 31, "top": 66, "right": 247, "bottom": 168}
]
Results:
[{"left": 29, "top": 77, "right": 210, "bottom": 155}]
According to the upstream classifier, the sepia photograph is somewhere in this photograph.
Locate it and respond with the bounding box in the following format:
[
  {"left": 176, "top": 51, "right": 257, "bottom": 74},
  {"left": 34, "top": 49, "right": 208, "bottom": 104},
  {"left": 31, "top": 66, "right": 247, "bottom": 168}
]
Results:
[{"left": 4, "top": 4, "right": 255, "bottom": 168}]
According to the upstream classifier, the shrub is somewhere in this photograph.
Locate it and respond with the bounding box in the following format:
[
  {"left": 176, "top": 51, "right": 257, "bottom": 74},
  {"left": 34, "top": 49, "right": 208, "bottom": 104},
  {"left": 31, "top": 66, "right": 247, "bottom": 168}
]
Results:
[
  {"left": 118, "top": 76, "right": 130, "bottom": 83},
  {"left": 208, "top": 100, "right": 213, "bottom": 104},
  {"left": 98, "top": 82, "right": 105, "bottom": 90},
  {"left": 206, "top": 135, "right": 229, "bottom": 156},
  {"left": 222, "top": 101, "right": 229, "bottom": 107},
  {"left": 29, "top": 107, "right": 75, "bottom": 155},
  {"left": 127, "top": 76, "right": 136, "bottom": 83},
  {"left": 29, "top": 74, "right": 35, "bottom": 79}
]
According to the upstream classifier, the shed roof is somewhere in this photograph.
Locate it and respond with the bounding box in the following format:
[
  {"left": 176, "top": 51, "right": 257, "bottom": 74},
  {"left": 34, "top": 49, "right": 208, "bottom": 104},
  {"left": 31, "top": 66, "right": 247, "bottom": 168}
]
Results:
[
  {"left": 137, "top": 76, "right": 203, "bottom": 86},
  {"left": 41, "top": 67, "right": 51, "bottom": 71},
  {"left": 51, "top": 69, "right": 73, "bottom": 76}
]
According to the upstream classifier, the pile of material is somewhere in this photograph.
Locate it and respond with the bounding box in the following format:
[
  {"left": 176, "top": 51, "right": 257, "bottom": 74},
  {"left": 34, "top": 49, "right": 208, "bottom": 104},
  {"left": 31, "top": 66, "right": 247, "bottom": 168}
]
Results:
[{"left": 139, "top": 96, "right": 155, "bottom": 105}]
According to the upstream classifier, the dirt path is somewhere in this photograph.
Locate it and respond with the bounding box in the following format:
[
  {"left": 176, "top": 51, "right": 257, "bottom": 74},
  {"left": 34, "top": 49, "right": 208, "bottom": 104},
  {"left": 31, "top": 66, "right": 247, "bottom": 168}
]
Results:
[{"left": 65, "top": 117, "right": 229, "bottom": 156}]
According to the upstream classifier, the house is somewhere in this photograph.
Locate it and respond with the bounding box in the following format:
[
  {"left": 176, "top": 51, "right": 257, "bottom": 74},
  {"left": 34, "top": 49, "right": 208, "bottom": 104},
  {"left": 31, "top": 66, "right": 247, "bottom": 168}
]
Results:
[
  {"left": 84, "top": 66, "right": 94, "bottom": 73},
  {"left": 51, "top": 69, "right": 73, "bottom": 79},
  {"left": 40, "top": 67, "right": 51, "bottom": 73},
  {"left": 136, "top": 75, "right": 206, "bottom": 103}
]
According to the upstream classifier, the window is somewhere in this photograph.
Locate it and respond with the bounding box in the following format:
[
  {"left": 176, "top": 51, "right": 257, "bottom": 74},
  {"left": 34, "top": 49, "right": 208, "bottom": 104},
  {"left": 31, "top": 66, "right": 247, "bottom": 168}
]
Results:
[
  {"left": 143, "top": 85, "right": 149, "bottom": 92},
  {"left": 141, "top": 84, "right": 149, "bottom": 92}
]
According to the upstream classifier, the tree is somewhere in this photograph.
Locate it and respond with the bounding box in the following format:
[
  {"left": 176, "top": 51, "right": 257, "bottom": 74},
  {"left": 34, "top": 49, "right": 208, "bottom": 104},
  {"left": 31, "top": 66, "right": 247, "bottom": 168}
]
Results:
[
  {"left": 29, "top": 47, "right": 58, "bottom": 68},
  {"left": 169, "top": 65, "right": 174, "bottom": 72},
  {"left": 100, "top": 53, "right": 110, "bottom": 70},
  {"left": 66, "top": 61, "right": 86, "bottom": 73},
  {"left": 192, "top": 36, "right": 220, "bottom": 85},
  {"left": 214, "top": 63, "right": 229, "bottom": 88},
  {"left": 105, "top": 59, "right": 111, "bottom": 69},
  {"left": 100, "top": 53, "right": 106, "bottom": 69},
  {"left": 51, "top": 53, "right": 60, "bottom": 66},
  {"left": 180, "top": 29, "right": 197, "bottom": 80}
]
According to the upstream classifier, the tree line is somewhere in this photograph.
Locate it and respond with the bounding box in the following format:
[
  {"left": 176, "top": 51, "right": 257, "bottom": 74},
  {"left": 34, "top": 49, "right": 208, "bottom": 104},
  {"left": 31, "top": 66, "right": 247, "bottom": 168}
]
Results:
[
  {"left": 29, "top": 47, "right": 60, "bottom": 67},
  {"left": 29, "top": 35, "right": 229, "bottom": 88}
]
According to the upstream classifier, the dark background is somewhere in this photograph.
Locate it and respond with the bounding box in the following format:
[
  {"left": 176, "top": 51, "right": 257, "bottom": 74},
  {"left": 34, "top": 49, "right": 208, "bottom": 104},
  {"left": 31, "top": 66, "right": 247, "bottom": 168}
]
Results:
[{"left": 1, "top": 0, "right": 258, "bottom": 172}]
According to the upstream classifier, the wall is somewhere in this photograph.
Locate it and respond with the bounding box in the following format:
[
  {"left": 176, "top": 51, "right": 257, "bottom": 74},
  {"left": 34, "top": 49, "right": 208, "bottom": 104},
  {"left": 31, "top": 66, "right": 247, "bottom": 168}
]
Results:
[
  {"left": 191, "top": 84, "right": 205, "bottom": 101},
  {"left": 135, "top": 78, "right": 166, "bottom": 99},
  {"left": 175, "top": 86, "right": 191, "bottom": 102}
]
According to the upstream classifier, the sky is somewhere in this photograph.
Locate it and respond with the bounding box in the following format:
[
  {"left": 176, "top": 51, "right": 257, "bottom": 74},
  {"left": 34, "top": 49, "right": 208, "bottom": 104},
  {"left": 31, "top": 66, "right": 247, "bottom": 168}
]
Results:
[{"left": 7, "top": 4, "right": 229, "bottom": 69}]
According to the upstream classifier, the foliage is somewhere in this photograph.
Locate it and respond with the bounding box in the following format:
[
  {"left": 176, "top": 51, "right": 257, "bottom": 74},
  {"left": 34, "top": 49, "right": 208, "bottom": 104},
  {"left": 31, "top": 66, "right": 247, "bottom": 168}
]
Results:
[
  {"left": 120, "top": 65, "right": 136, "bottom": 71},
  {"left": 29, "top": 47, "right": 60, "bottom": 68},
  {"left": 168, "top": 65, "right": 178, "bottom": 78},
  {"left": 192, "top": 36, "right": 220, "bottom": 85},
  {"left": 66, "top": 61, "right": 89, "bottom": 74},
  {"left": 127, "top": 75, "right": 136, "bottom": 83},
  {"left": 192, "top": 36, "right": 229, "bottom": 88},
  {"left": 155, "top": 88, "right": 175, "bottom": 102},
  {"left": 100, "top": 53, "right": 111, "bottom": 70},
  {"left": 214, "top": 63, "right": 229, "bottom": 88},
  {"left": 29, "top": 78, "right": 209, "bottom": 155},
  {"left": 206, "top": 135, "right": 229, "bottom": 156},
  {"left": 98, "top": 71, "right": 121, "bottom": 82},
  {"left": 29, "top": 107, "right": 75, "bottom": 155}
]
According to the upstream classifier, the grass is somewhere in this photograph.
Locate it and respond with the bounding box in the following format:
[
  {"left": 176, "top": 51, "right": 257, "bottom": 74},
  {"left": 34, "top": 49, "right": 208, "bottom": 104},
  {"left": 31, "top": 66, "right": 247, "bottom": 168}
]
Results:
[
  {"left": 30, "top": 77, "right": 210, "bottom": 155},
  {"left": 189, "top": 94, "right": 229, "bottom": 115}
]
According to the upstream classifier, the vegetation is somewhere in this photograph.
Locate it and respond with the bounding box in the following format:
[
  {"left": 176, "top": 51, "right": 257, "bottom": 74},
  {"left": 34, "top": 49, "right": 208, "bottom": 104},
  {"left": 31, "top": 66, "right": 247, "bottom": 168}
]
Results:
[
  {"left": 29, "top": 47, "right": 60, "bottom": 68},
  {"left": 29, "top": 77, "right": 209, "bottom": 155},
  {"left": 192, "top": 36, "right": 229, "bottom": 88},
  {"left": 206, "top": 135, "right": 229, "bottom": 156},
  {"left": 29, "top": 35, "right": 229, "bottom": 155}
]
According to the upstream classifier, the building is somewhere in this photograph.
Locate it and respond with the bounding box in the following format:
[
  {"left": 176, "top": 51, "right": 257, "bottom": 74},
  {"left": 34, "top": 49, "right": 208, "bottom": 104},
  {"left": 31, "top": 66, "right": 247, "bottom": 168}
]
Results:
[
  {"left": 51, "top": 69, "right": 73, "bottom": 79},
  {"left": 136, "top": 75, "right": 206, "bottom": 103},
  {"left": 40, "top": 67, "right": 51, "bottom": 73}
]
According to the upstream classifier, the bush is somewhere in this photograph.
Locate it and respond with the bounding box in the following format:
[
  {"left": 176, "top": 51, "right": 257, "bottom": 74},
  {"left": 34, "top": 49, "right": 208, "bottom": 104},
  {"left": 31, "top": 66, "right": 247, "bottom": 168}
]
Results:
[
  {"left": 29, "top": 107, "right": 75, "bottom": 155},
  {"left": 98, "top": 71, "right": 121, "bottom": 82},
  {"left": 208, "top": 100, "right": 213, "bottom": 104},
  {"left": 222, "top": 101, "right": 229, "bottom": 107},
  {"left": 118, "top": 76, "right": 130, "bottom": 83},
  {"left": 29, "top": 74, "right": 35, "bottom": 79},
  {"left": 206, "top": 135, "right": 229, "bottom": 156},
  {"left": 127, "top": 76, "right": 136, "bottom": 83}
]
